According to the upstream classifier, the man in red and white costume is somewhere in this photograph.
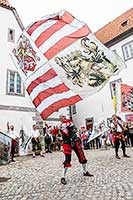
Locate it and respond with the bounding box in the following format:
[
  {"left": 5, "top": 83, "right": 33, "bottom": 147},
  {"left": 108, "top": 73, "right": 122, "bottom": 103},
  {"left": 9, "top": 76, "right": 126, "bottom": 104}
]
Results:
[{"left": 59, "top": 114, "right": 93, "bottom": 185}]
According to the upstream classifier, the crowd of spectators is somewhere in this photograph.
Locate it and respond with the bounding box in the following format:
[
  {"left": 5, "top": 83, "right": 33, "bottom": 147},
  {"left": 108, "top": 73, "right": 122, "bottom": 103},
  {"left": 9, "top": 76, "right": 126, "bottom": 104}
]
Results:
[{"left": 5, "top": 116, "right": 133, "bottom": 161}]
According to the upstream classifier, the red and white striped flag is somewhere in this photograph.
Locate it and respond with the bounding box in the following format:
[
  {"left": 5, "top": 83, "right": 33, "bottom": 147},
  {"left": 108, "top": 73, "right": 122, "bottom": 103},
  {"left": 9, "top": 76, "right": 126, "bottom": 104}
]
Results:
[{"left": 12, "top": 10, "right": 126, "bottom": 119}]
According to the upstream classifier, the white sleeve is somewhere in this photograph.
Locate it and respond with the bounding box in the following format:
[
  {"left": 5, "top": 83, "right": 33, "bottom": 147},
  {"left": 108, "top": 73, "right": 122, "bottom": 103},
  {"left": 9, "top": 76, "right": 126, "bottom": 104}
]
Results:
[{"left": 110, "top": 123, "right": 114, "bottom": 128}]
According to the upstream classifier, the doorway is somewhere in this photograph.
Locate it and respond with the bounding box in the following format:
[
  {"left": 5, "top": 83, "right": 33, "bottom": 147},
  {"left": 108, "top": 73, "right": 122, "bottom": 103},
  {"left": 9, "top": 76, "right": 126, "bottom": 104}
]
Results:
[{"left": 85, "top": 118, "right": 94, "bottom": 131}]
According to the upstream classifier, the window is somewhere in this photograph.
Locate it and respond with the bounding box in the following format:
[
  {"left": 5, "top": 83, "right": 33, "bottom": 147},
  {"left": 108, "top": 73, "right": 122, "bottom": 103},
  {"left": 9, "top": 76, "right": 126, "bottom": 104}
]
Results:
[
  {"left": 121, "top": 20, "right": 129, "bottom": 27},
  {"left": 112, "top": 49, "right": 116, "bottom": 54},
  {"left": 122, "top": 41, "right": 133, "bottom": 61},
  {"left": 8, "top": 28, "right": 15, "bottom": 42},
  {"left": 7, "top": 70, "right": 24, "bottom": 96}
]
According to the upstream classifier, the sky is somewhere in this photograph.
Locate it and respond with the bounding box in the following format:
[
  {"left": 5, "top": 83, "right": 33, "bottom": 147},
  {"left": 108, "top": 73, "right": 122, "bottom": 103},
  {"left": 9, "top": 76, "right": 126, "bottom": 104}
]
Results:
[{"left": 10, "top": 0, "right": 132, "bottom": 32}]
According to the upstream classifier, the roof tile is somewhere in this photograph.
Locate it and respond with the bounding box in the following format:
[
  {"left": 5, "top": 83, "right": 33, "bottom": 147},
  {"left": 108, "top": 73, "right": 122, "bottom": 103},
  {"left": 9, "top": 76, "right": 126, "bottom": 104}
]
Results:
[
  {"left": 95, "top": 8, "right": 133, "bottom": 44},
  {"left": 0, "top": 0, "right": 12, "bottom": 7}
]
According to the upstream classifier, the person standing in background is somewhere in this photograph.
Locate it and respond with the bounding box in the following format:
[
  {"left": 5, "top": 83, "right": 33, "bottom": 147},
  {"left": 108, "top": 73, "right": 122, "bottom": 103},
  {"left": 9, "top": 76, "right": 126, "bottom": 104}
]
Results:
[
  {"left": 81, "top": 126, "right": 89, "bottom": 149},
  {"left": 7, "top": 122, "right": 19, "bottom": 162},
  {"left": 128, "top": 119, "right": 133, "bottom": 147},
  {"left": 111, "top": 115, "right": 130, "bottom": 159},
  {"left": 30, "top": 124, "right": 45, "bottom": 158}
]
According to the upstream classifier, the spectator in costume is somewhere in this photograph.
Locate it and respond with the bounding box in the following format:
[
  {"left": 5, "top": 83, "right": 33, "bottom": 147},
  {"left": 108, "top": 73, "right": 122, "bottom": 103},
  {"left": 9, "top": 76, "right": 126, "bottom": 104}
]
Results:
[
  {"left": 81, "top": 126, "right": 89, "bottom": 149},
  {"left": 30, "top": 124, "right": 45, "bottom": 158},
  {"left": 110, "top": 115, "right": 130, "bottom": 159},
  {"left": 123, "top": 121, "right": 130, "bottom": 147}
]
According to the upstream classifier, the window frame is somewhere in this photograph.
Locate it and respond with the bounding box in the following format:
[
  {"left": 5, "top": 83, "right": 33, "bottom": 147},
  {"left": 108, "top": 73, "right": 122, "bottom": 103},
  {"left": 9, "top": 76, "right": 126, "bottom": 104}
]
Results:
[
  {"left": 112, "top": 49, "right": 117, "bottom": 54},
  {"left": 6, "top": 69, "right": 25, "bottom": 97},
  {"left": 122, "top": 41, "right": 133, "bottom": 61}
]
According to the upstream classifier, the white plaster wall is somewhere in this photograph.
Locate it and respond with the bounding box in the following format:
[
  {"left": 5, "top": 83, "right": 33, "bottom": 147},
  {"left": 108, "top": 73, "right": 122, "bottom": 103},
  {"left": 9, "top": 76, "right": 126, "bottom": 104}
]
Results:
[
  {"left": 110, "top": 35, "right": 133, "bottom": 85},
  {"left": 0, "top": 6, "right": 34, "bottom": 107},
  {"left": 0, "top": 109, "right": 35, "bottom": 134},
  {"left": 0, "top": 6, "right": 69, "bottom": 133},
  {"left": 0, "top": 7, "right": 35, "bottom": 133}
]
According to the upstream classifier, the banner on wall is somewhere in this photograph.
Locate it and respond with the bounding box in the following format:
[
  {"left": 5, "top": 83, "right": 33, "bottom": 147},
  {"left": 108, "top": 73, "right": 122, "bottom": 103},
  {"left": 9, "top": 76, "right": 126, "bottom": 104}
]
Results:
[
  {"left": 109, "top": 79, "right": 122, "bottom": 114},
  {"left": 0, "top": 132, "right": 12, "bottom": 165},
  {"left": 121, "top": 84, "right": 133, "bottom": 112},
  {"left": 125, "top": 114, "right": 133, "bottom": 122}
]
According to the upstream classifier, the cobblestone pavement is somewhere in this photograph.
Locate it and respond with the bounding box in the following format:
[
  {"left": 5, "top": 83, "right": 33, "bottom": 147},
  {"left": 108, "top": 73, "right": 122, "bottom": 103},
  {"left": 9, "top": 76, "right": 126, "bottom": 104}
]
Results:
[{"left": 0, "top": 148, "right": 133, "bottom": 200}]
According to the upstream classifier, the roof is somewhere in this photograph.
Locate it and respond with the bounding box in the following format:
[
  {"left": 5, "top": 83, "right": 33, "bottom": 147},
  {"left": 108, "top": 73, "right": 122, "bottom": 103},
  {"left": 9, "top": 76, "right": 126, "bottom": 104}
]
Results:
[
  {"left": 0, "top": 0, "right": 12, "bottom": 7},
  {"left": 0, "top": 0, "right": 24, "bottom": 30},
  {"left": 95, "top": 8, "right": 133, "bottom": 44}
]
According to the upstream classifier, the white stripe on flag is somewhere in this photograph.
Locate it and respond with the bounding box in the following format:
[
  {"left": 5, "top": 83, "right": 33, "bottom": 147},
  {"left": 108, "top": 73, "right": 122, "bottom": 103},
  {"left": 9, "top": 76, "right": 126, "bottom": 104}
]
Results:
[
  {"left": 36, "top": 90, "right": 76, "bottom": 113},
  {"left": 31, "top": 20, "right": 57, "bottom": 41},
  {"left": 40, "top": 10, "right": 66, "bottom": 21},
  {"left": 30, "top": 76, "right": 63, "bottom": 100},
  {"left": 39, "top": 18, "right": 85, "bottom": 53},
  {"left": 25, "top": 63, "right": 51, "bottom": 87}
]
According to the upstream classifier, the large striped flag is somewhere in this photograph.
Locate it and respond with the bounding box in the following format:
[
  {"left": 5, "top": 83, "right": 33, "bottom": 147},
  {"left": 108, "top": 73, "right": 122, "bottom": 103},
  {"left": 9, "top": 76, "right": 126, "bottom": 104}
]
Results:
[{"left": 12, "top": 10, "right": 126, "bottom": 119}]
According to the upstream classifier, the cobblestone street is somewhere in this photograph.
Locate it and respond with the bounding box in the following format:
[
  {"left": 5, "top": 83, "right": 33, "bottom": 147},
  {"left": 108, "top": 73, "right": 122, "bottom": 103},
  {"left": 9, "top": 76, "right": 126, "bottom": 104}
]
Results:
[{"left": 0, "top": 148, "right": 133, "bottom": 200}]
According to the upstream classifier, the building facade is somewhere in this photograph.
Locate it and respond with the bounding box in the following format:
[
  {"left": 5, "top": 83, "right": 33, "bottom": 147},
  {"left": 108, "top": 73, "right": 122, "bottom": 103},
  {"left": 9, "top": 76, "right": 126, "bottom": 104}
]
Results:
[
  {"left": 0, "top": 1, "right": 69, "bottom": 134},
  {"left": 72, "top": 8, "right": 133, "bottom": 129},
  {"left": 0, "top": 1, "right": 36, "bottom": 133}
]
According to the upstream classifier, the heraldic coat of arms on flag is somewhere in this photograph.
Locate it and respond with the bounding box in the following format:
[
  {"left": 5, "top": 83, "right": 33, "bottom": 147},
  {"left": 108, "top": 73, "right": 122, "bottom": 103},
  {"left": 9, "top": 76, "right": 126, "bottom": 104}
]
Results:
[
  {"left": 13, "top": 34, "right": 40, "bottom": 75},
  {"left": 55, "top": 37, "right": 119, "bottom": 88},
  {"left": 11, "top": 10, "right": 126, "bottom": 119}
]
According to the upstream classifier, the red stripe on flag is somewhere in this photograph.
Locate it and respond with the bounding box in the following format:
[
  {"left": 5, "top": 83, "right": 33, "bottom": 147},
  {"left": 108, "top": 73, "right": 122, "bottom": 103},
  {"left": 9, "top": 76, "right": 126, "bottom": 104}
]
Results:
[
  {"left": 35, "top": 12, "right": 74, "bottom": 48},
  {"left": 40, "top": 95, "right": 82, "bottom": 119},
  {"left": 27, "top": 20, "right": 47, "bottom": 36},
  {"left": 27, "top": 16, "right": 59, "bottom": 36},
  {"left": 44, "top": 24, "right": 90, "bottom": 60},
  {"left": 33, "top": 83, "right": 70, "bottom": 107},
  {"left": 27, "top": 68, "right": 57, "bottom": 94}
]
